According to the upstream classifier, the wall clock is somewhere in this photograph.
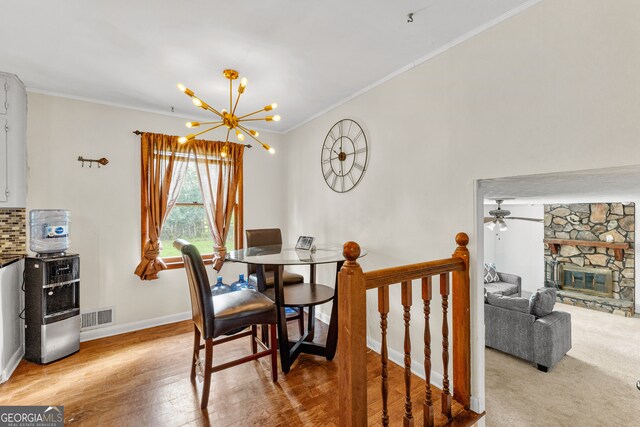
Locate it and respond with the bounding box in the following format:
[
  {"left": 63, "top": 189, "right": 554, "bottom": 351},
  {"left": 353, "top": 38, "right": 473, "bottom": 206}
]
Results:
[{"left": 321, "top": 119, "right": 368, "bottom": 193}]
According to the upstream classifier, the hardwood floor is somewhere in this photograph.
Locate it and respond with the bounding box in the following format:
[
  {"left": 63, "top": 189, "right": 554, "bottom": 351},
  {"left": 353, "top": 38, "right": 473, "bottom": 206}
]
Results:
[{"left": 0, "top": 319, "right": 481, "bottom": 426}]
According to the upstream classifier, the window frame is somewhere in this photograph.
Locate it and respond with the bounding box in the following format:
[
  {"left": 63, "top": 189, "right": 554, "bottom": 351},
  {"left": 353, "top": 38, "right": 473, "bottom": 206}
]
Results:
[{"left": 140, "top": 152, "right": 244, "bottom": 270}]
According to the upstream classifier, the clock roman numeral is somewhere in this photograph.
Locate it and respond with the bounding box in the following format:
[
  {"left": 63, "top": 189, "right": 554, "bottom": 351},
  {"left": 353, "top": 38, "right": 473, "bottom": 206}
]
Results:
[
  {"left": 354, "top": 162, "right": 365, "bottom": 171},
  {"left": 324, "top": 169, "right": 333, "bottom": 180}
]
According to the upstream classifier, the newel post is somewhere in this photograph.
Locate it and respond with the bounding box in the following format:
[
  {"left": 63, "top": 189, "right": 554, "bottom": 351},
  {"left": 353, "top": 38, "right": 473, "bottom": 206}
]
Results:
[
  {"left": 451, "top": 232, "right": 471, "bottom": 409},
  {"left": 338, "top": 241, "right": 368, "bottom": 427}
]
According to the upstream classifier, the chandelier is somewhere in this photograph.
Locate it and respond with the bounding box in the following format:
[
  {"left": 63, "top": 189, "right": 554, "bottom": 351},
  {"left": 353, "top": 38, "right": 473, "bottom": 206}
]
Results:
[{"left": 176, "top": 69, "right": 280, "bottom": 155}]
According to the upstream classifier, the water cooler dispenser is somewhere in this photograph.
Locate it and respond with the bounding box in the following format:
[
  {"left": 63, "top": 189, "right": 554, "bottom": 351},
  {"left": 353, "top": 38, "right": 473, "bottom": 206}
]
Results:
[{"left": 24, "top": 210, "right": 81, "bottom": 364}]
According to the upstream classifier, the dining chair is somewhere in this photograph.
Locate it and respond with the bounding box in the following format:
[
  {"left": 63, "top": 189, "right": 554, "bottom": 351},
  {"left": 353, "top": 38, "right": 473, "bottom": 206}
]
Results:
[
  {"left": 245, "top": 228, "right": 305, "bottom": 334},
  {"left": 174, "top": 239, "right": 278, "bottom": 409}
]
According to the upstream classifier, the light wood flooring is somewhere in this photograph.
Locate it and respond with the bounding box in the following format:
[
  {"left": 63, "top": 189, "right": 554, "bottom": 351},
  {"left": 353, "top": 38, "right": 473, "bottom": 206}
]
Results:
[{"left": 0, "top": 319, "right": 481, "bottom": 426}]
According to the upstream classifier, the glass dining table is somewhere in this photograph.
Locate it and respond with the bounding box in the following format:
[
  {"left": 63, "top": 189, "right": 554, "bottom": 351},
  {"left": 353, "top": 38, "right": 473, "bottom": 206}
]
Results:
[{"left": 227, "top": 243, "right": 367, "bottom": 373}]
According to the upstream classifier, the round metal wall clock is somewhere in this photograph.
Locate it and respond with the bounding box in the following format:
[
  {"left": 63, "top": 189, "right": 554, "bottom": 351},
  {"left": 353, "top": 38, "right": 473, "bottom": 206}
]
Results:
[{"left": 320, "top": 119, "right": 368, "bottom": 193}]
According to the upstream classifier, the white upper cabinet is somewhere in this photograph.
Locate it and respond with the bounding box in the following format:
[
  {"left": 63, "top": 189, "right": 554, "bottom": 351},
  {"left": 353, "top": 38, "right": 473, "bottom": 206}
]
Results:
[
  {"left": 0, "top": 77, "right": 7, "bottom": 115},
  {"left": 0, "top": 73, "right": 26, "bottom": 208},
  {"left": 0, "top": 118, "right": 7, "bottom": 203}
]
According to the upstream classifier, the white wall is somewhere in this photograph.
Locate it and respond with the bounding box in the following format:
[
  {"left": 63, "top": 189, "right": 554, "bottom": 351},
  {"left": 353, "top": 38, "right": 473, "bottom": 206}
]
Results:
[
  {"left": 26, "top": 93, "right": 286, "bottom": 327},
  {"left": 281, "top": 0, "right": 640, "bottom": 411},
  {"left": 484, "top": 204, "right": 545, "bottom": 295}
]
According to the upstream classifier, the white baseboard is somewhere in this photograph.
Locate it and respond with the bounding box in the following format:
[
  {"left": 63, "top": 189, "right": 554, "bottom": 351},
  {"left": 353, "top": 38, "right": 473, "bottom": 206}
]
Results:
[
  {"left": 80, "top": 311, "right": 192, "bottom": 342},
  {"left": 312, "top": 308, "right": 332, "bottom": 326},
  {"left": 1, "top": 345, "right": 24, "bottom": 383}
]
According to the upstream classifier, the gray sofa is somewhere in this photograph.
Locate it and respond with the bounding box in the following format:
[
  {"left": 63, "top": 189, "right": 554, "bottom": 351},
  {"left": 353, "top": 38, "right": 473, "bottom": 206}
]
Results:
[
  {"left": 484, "top": 271, "right": 522, "bottom": 297},
  {"left": 485, "top": 292, "right": 571, "bottom": 372}
]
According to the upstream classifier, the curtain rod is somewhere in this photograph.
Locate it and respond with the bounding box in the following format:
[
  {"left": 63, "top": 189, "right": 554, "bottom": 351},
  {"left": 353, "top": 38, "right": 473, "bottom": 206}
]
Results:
[{"left": 132, "top": 130, "right": 252, "bottom": 148}]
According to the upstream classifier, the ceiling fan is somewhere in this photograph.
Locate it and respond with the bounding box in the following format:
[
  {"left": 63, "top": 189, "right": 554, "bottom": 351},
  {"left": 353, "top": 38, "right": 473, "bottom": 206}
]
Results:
[{"left": 485, "top": 199, "right": 544, "bottom": 231}]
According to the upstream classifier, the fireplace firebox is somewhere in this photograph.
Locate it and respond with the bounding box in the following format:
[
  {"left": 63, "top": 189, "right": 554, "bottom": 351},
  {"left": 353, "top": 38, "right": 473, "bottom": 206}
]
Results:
[{"left": 558, "top": 264, "right": 613, "bottom": 298}]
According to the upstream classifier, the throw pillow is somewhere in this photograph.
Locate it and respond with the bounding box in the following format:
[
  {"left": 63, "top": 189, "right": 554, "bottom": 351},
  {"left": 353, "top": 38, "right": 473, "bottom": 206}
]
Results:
[
  {"left": 483, "top": 262, "right": 500, "bottom": 283},
  {"left": 529, "top": 287, "right": 557, "bottom": 317},
  {"left": 486, "top": 293, "right": 530, "bottom": 313}
]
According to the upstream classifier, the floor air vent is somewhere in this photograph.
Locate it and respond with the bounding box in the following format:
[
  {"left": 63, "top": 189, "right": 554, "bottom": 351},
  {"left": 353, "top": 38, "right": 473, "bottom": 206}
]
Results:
[{"left": 81, "top": 307, "right": 115, "bottom": 330}]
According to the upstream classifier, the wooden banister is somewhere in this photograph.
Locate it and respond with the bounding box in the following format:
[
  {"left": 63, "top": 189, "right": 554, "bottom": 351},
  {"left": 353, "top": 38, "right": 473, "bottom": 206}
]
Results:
[
  {"left": 338, "top": 242, "right": 368, "bottom": 427},
  {"left": 338, "top": 233, "right": 472, "bottom": 426},
  {"left": 364, "top": 257, "right": 465, "bottom": 290},
  {"left": 452, "top": 233, "right": 471, "bottom": 409}
]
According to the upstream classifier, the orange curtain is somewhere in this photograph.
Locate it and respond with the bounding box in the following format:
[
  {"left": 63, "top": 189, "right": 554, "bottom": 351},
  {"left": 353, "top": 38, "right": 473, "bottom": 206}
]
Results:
[
  {"left": 191, "top": 141, "right": 244, "bottom": 271},
  {"left": 135, "top": 133, "right": 190, "bottom": 280}
]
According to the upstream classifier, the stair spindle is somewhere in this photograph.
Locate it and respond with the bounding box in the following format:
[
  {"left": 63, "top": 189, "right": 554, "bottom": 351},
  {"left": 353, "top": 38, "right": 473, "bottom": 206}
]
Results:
[
  {"left": 440, "top": 273, "right": 452, "bottom": 419},
  {"left": 378, "top": 286, "right": 390, "bottom": 427},
  {"left": 422, "top": 276, "right": 434, "bottom": 427},
  {"left": 401, "top": 281, "right": 414, "bottom": 426}
]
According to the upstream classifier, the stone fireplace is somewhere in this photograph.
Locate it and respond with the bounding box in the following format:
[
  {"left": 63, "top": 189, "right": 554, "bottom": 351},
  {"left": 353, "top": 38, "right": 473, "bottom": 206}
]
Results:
[{"left": 544, "top": 203, "right": 635, "bottom": 316}]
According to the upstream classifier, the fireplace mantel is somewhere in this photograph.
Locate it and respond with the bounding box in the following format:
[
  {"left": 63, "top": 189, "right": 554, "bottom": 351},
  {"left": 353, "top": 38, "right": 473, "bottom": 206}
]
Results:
[{"left": 544, "top": 238, "right": 629, "bottom": 261}]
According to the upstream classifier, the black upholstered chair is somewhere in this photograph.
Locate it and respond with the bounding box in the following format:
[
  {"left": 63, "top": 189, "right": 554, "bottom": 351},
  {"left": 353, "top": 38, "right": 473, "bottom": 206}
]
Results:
[
  {"left": 245, "top": 228, "right": 305, "bottom": 334},
  {"left": 175, "top": 239, "right": 278, "bottom": 409}
]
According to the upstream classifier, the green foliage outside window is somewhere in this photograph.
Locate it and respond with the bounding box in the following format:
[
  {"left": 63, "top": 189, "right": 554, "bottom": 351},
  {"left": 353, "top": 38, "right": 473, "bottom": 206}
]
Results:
[{"left": 160, "top": 162, "right": 235, "bottom": 258}]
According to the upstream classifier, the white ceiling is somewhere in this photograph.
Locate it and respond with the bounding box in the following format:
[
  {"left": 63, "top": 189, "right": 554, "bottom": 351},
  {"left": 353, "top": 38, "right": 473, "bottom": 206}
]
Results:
[
  {"left": 0, "top": 0, "right": 533, "bottom": 132},
  {"left": 480, "top": 165, "right": 640, "bottom": 205}
]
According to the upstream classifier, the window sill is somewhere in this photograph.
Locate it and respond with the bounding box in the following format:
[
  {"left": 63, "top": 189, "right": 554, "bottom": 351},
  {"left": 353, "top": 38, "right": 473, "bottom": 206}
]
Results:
[{"left": 162, "top": 255, "right": 214, "bottom": 270}]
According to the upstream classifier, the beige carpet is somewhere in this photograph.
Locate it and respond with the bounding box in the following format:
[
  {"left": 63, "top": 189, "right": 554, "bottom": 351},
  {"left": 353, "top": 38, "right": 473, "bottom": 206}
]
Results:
[{"left": 485, "top": 303, "right": 640, "bottom": 426}]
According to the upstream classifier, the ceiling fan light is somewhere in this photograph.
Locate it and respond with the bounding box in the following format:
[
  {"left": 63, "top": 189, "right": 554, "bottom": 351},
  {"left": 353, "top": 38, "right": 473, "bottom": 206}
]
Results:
[
  {"left": 486, "top": 221, "right": 496, "bottom": 231},
  {"left": 499, "top": 220, "right": 509, "bottom": 232}
]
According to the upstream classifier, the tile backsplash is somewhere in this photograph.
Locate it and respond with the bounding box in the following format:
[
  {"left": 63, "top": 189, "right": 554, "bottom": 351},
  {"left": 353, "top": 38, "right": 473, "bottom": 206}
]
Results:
[{"left": 0, "top": 208, "right": 26, "bottom": 254}]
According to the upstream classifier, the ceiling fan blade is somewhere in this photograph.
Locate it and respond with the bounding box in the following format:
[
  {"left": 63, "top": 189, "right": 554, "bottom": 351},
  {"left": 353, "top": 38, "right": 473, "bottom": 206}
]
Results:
[
  {"left": 484, "top": 217, "right": 496, "bottom": 223},
  {"left": 506, "top": 216, "right": 544, "bottom": 223}
]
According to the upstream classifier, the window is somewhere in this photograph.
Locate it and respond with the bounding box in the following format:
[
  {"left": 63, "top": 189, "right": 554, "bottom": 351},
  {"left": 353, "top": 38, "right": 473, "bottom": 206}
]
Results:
[{"left": 143, "top": 159, "right": 243, "bottom": 270}]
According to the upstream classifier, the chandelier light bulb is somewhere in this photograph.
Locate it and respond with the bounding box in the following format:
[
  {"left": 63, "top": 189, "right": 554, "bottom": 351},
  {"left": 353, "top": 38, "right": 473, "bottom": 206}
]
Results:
[
  {"left": 240, "top": 77, "right": 248, "bottom": 87},
  {"left": 249, "top": 130, "right": 259, "bottom": 137},
  {"left": 221, "top": 146, "right": 228, "bottom": 158},
  {"left": 272, "top": 115, "right": 281, "bottom": 122},
  {"left": 186, "top": 121, "right": 199, "bottom": 128},
  {"left": 235, "top": 130, "right": 245, "bottom": 141},
  {"left": 192, "top": 97, "right": 203, "bottom": 107},
  {"left": 268, "top": 147, "right": 276, "bottom": 154},
  {"left": 178, "top": 136, "right": 188, "bottom": 144},
  {"left": 264, "top": 103, "right": 278, "bottom": 111},
  {"left": 177, "top": 83, "right": 194, "bottom": 97}
]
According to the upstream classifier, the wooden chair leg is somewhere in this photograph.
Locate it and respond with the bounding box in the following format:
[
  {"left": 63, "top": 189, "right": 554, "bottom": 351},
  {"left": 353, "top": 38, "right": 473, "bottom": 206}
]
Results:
[
  {"left": 270, "top": 323, "right": 278, "bottom": 382},
  {"left": 251, "top": 325, "right": 258, "bottom": 354},
  {"left": 297, "top": 308, "right": 304, "bottom": 335},
  {"left": 191, "top": 325, "right": 201, "bottom": 383},
  {"left": 200, "top": 339, "right": 213, "bottom": 409}
]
